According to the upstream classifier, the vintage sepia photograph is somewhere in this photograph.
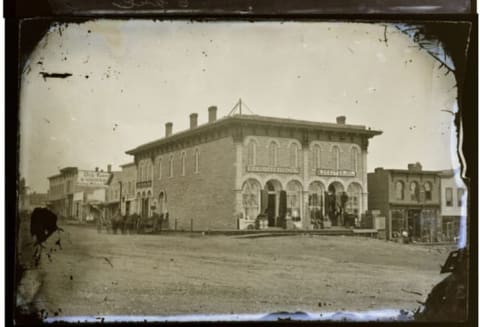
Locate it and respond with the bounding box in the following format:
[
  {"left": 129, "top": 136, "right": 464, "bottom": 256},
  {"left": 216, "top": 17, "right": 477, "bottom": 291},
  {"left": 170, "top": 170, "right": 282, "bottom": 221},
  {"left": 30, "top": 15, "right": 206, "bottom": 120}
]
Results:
[{"left": 14, "top": 20, "right": 472, "bottom": 322}]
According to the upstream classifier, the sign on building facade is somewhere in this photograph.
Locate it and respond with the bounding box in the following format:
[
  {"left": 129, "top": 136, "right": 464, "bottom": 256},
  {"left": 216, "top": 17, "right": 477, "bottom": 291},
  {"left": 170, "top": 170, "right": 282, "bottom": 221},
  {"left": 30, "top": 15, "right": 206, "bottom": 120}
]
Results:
[
  {"left": 77, "top": 171, "right": 111, "bottom": 186},
  {"left": 316, "top": 169, "right": 356, "bottom": 177}
]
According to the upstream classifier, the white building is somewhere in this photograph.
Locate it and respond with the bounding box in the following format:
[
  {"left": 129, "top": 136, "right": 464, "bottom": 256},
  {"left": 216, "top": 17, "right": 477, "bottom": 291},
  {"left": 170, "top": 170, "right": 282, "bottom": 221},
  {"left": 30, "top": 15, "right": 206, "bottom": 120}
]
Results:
[{"left": 439, "top": 168, "right": 467, "bottom": 242}]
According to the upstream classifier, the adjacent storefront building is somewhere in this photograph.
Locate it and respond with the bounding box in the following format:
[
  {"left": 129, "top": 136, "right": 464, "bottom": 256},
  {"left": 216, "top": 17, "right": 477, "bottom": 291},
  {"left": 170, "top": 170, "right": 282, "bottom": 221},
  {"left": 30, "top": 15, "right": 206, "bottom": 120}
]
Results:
[{"left": 368, "top": 163, "right": 442, "bottom": 242}]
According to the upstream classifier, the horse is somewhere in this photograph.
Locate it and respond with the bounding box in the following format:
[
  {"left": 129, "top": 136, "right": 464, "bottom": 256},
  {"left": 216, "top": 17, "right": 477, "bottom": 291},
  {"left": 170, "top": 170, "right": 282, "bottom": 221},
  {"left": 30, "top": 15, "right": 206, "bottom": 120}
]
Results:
[{"left": 124, "top": 213, "right": 140, "bottom": 234}]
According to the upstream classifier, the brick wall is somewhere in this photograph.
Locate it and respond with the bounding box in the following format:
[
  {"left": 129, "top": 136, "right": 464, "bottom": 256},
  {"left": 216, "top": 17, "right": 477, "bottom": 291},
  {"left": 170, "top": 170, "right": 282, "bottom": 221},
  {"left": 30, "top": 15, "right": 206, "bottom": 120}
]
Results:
[
  {"left": 367, "top": 170, "right": 390, "bottom": 215},
  {"left": 151, "top": 137, "right": 236, "bottom": 230}
]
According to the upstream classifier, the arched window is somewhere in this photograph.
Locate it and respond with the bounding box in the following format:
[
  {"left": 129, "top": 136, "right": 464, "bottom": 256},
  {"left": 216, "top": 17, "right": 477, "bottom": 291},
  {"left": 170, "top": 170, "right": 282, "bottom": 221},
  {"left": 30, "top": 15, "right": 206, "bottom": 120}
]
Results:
[
  {"left": 332, "top": 146, "right": 340, "bottom": 170},
  {"left": 146, "top": 161, "right": 151, "bottom": 180},
  {"left": 395, "top": 181, "right": 404, "bottom": 200},
  {"left": 268, "top": 142, "right": 278, "bottom": 167},
  {"left": 169, "top": 155, "right": 174, "bottom": 177},
  {"left": 138, "top": 162, "right": 144, "bottom": 181},
  {"left": 247, "top": 140, "right": 256, "bottom": 166},
  {"left": 290, "top": 143, "right": 299, "bottom": 168},
  {"left": 351, "top": 147, "right": 359, "bottom": 172},
  {"left": 314, "top": 145, "right": 321, "bottom": 169},
  {"left": 424, "top": 182, "right": 432, "bottom": 201},
  {"left": 194, "top": 149, "right": 200, "bottom": 173},
  {"left": 181, "top": 152, "right": 186, "bottom": 176},
  {"left": 410, "top": 182, "right": 419, "bottom": 201}
]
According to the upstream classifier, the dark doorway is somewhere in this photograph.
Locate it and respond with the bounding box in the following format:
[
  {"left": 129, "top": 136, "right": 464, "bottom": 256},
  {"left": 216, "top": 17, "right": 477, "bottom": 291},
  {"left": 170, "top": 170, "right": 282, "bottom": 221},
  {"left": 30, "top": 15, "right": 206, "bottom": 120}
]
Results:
[
  {"left": 267, "top": 194, "right": 276, "bottom": 226},
  {"left": 125, "top": 201, "right": 130, "bottom": 216},
  {"left": 141, "top": 198, "right": 149, "bottom": 218}
]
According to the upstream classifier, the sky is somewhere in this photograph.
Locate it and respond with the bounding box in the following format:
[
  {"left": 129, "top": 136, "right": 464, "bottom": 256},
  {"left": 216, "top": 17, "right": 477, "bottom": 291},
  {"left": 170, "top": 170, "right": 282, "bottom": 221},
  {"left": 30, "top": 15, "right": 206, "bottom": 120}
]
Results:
[{"left": 19, "top": 20, "right": 461, "bottom": 193}]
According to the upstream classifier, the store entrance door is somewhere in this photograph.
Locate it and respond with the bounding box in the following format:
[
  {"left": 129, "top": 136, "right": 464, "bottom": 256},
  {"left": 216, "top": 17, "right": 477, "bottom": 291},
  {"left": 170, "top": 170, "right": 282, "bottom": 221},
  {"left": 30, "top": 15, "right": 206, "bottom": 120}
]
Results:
[{"left": 267, "top": 194, "right": 276, "bottom": 227}]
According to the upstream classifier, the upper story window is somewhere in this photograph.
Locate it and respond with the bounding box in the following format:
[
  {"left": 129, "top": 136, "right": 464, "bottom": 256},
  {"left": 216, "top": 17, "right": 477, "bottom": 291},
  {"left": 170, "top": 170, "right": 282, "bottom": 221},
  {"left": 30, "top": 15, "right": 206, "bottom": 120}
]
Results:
[
  {"left": 457, "top": 188, "right": 464, "bottom": 207},
  {"left": 424, "top": 182, "right": 432, "bottom": 201},
  {"left": 410, "top": 182, "right": 419, "bottom": 201},
  {"left": 351, "top": 147, "right": 359, "bottom": 172},
  {"left": 169, "top": 155, "right": 174, "bottom": 177},
  {"left": 194, "top": 149, "right": 200, "bottom": 173},
  {"left": 158, "top": 158, "right": 162, "bottom": 180},
  {"left": 138, "top": 162, "right": 143, "bottom": 181},
  {"left": 181, "top": 152, "right": 186, "bottom": 176},
  {"left": 395, "top": 181, "right": 404, "bottom": 200},
  {"left": 313, "top": 145, "right": 321, "bottom": 169},
  {"left": 146, "top": 161, "right": 152, "bottom": 180},
  {"left": 268, "top": 142, "right": 278, "bottom": 167},
  {"left": 332, "top": 146, "right": 340, "bottom": 170},
  {"left": 247, "top": 140, "right": 256, "bottom": 166},
  {"left": 290, "top": 143, "right": 299, "bottom": 168},
  {"left": 445, "top": 187, "right": 453, "bottom": 206}
]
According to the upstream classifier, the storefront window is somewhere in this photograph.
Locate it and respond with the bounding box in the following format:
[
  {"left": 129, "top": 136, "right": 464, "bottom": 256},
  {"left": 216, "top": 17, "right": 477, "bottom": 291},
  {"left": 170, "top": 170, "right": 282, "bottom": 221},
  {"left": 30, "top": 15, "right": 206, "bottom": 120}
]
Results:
[
  {"left": 346, "top": 183, "right": 362, "bottom": 216},
  {"left": 391, "top": 210, "right": 405, "bottom": 238},
  {"left": 308, "top": 182, "right": 324, "bottom": 226},
  {"left": 286, "top": 181, "right": 302, "bottom": 222},
  {"left": 242, "top": 179, "right": 261, "bottom": 220}
]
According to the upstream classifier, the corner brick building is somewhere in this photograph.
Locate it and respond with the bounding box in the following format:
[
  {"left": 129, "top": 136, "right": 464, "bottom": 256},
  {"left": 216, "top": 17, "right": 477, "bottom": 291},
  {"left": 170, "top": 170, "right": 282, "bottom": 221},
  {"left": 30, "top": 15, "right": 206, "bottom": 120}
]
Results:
[{"left": 126, "top": 106, "right": 382, "bottom": 230}]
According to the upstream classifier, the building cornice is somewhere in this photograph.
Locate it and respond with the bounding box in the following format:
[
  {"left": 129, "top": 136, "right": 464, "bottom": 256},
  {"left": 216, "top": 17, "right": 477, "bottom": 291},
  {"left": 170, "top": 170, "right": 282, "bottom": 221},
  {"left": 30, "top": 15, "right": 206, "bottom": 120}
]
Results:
[{"left": 126, "top": 114, "right": 382, "bottom": 156}]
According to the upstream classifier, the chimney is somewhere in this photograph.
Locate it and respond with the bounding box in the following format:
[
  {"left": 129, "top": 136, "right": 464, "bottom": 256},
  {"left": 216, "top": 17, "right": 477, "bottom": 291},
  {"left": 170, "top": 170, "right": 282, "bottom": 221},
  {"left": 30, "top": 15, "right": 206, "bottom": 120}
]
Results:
[
  {"left": 190, "top": 113, "right": 198, "bottom": 129},
  {"left": 336, "top": 116, "right": 346, "bottom": 125},
  {"left": 208, "top": 106, "right": 217, "bottom": 123},
  {"left": 107, "top": 164, "right": 112, "bottom": 173},
  {"left": 408, "top": 163, "right": 422, "bottom": 171},
  {"left": 165, "top": 122, "right": 173, "bottom": 137}
]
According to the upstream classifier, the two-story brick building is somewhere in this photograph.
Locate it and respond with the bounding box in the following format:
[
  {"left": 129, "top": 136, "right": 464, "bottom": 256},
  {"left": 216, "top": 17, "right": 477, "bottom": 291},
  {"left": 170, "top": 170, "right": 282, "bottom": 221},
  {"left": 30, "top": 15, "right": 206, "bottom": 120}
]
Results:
[
  {"left": 126, "top": 106, "right": 381, "bottom": 230},
  {"left": 368, "top": 163, "right": 442, "bottom": 242}
]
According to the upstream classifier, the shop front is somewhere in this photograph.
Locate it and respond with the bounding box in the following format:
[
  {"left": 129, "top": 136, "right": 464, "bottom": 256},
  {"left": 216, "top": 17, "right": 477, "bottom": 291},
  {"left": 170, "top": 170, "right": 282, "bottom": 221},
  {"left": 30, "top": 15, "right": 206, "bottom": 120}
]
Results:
[{"left": 389, "top": 206, "right": 441, "bottom": 242}]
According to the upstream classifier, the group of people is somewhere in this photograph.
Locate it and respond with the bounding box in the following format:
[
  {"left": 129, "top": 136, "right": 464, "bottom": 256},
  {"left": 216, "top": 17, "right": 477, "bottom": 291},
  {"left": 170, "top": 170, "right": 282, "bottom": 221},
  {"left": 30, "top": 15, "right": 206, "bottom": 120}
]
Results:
[{"left": 97, "top": 210, "right": 169, "bottom": 234}]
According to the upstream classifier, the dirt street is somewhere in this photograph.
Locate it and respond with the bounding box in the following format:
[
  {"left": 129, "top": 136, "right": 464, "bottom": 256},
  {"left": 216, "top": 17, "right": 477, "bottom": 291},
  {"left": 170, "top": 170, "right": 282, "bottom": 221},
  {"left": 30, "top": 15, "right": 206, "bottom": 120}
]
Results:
[{"left": 28, "top": 224, "right": 454, "bottom": 317}]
